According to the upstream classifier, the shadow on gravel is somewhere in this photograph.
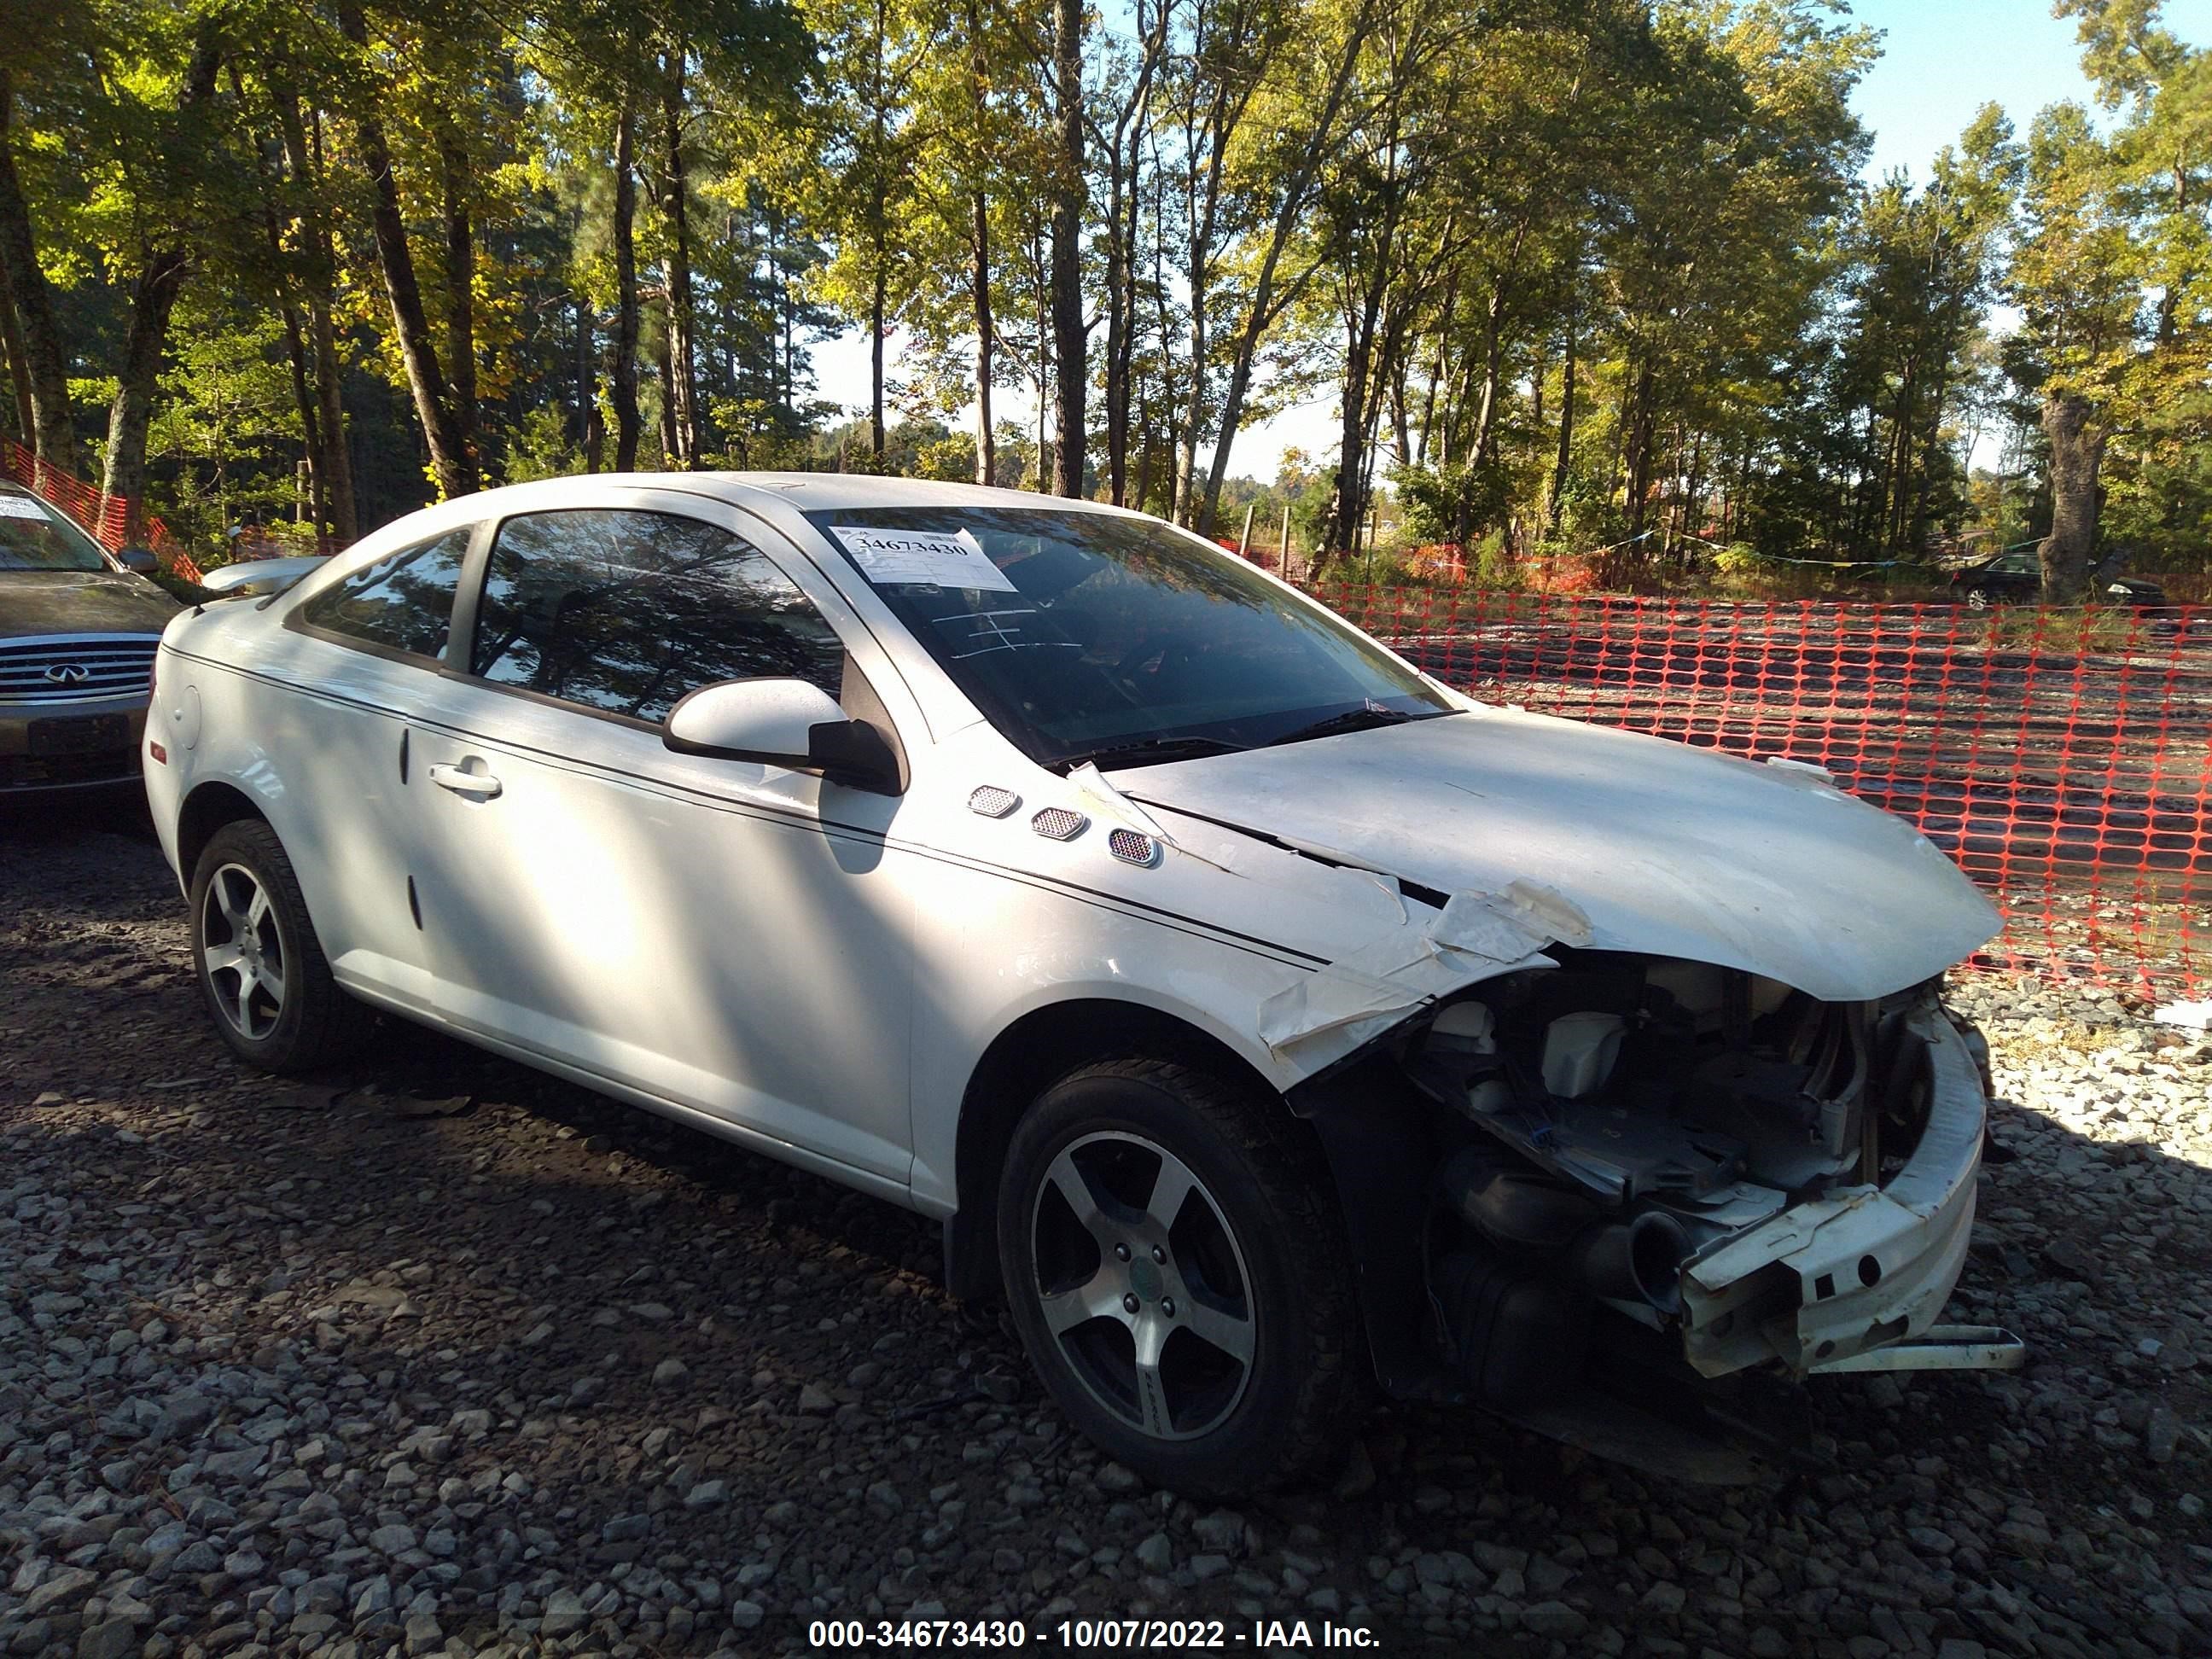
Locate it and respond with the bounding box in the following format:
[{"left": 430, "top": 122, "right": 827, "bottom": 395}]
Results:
[
  {"left": 0, "top": 782, "right": 158, "bottom": 845},
  {"left": 4, "top": 813, "right": 2209, "bottom": 1656}
]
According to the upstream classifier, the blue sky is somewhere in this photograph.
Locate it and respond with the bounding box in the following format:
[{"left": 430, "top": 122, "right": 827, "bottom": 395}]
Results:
[
  {"left": 1847, "top": 0, "right": 2102, "bottom": 181},
  {"left": 814, "top": 0, "right": 2190, "bottom": 476}
]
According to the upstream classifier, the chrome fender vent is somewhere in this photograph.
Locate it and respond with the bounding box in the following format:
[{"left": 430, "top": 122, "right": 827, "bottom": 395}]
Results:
[
  {"left": 1030, "top": 806, "right": 1088, "bottom": 841},
  {"left": 1106, "top": 828, "right": 1161, "bottom": 867}
]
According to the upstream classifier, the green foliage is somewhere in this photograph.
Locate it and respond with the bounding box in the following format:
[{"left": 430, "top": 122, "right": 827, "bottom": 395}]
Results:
[
  {"left": 913, "top": 430, "right": 978, "bottom": 481},
  {"left": 1391, "top": 461, "right": 1508, "bottom": 548},
  {"left": 504, "top": 404, "right": 585, "bottom": 482},
  {"left": 0, "top": 0, "right": 2201, "bottom": 604},
  {"left": 143, "top": 297, "right": 304, "bottom": 544}
]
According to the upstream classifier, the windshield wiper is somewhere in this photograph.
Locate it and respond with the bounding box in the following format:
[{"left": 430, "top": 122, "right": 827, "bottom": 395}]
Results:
[
  {"left": 1051, "top": 734, "right": 1249, "bottom": 773},
  {"left": 1265, "top": 706, "right": 1450, "bottom": 748}
]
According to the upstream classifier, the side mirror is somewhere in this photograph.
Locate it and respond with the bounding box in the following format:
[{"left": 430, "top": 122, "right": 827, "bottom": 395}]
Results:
[
  {"left": 664, "top": 678, "right": 904, "bottom": 795},
  {"left": 118, "top": 547, "right": 160, "bottom": 574}
]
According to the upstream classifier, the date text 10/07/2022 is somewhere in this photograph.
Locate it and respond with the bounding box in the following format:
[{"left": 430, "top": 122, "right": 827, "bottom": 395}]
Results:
[{"left": 806, "top": 1618, "right": 1386, "bottom": 1650}]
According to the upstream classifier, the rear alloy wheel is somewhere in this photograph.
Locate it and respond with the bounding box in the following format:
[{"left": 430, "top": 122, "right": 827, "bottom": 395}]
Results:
[
  {"left": 189, "top": 819, "right": 373, "bottom": 1073},
  {"left": 201, "top": 863, "right": 286, "bottom": 1042},
  {"left": 998, "top": 1060, "right": 1362, "bottom": 1497}
]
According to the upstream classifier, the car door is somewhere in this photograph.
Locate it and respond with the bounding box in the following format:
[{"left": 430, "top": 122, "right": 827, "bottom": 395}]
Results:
[
  {"left": 406, "top": 494, "right": 918, "bottom": 1188},
  {"left": 271, "top": 523, "right": 478, "bottom": 1011}
]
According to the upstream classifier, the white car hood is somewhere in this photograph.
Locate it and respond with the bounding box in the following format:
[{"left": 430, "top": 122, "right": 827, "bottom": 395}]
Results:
[{"left": 1113, "top": 705, "right": 2001, "bottom": 1004}]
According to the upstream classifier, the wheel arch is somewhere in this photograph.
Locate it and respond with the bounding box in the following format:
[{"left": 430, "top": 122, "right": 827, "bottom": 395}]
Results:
[
  {"left": 942, "top": 997, "right": 1295, "bottom": 1303},
  {"left": 178, "top": 779, "right": 272, "bottom": 882}
]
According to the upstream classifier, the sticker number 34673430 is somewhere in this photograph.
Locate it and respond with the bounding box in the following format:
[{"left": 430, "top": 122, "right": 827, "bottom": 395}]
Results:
[{"left": 830, "top": 525, "right": 1017, "bottom": 592}]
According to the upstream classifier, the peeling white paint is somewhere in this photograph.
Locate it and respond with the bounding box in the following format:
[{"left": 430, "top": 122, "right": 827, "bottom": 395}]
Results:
[{"left": 1255, "top": 878, "right": 1580, "bottom": 1057}]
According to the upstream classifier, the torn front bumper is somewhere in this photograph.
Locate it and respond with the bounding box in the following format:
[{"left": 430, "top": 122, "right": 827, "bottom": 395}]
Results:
[{"left": 1679, "top": 1003, "right": 2021, "bottom": 1378}]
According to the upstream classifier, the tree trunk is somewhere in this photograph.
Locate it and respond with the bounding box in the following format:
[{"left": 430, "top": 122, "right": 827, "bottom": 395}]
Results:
[
  {"left": 1196, "top": 0, "right": 1376, "bottom": 535},
  {"left": 99, "top": 251, "right": 190, "bottom": 541},
  {"left": 1101, "top": 174, "right": 1128, "bottom": 504},
  {"left": 1048, "top": 0, "right": 1086, "bottom": 496},
  {"left": 0, "top": 255, "right": 31, "bottom": 445},
  {"left": 575, "top": 294, "right": 597, "bottom": 472},
  {"left": 256, "top": 69, "right": 325, "bottom": 539},
  {"left": 655, "top": 325, "right": 679, "bottom": 462},
  {"left": 661, "top": 55, "right": 700, "bottom": 469},
  {"left": 0, "top": 69, "right": 77, "bottom": 474},
  {"left": 972, "top": 193, "right": 995, "bottom": 485},
  {"left": 100, "top": 32, "right": 221, "bottom": 539},
  {"left": 1324, "top": 288, "right": 1379, "bottom": 553},
  {"left": 439, "top": 130, "right": 477, "bottom": 477},
  {"left": 1622, "top": 362, "right": 1656, "bottom": 540},
  {"left": 277, "top": 92, "right": 357, "bottom": 540},
  {"left": 1132, "top": 398, "right": 1155, "bottom": 514},
  {"left": 1469, "top": 275, "right": 1511, "bottom": 464},
  {"left": 870, "top": 227, "right": 887, "bottom": 463},
  {"left": 1032, "top": 227, "right": 1050, "bottom": 484},
  {"left": 1175, "top": 249, "right": 1206, "bottom": 522},
  {"left": 1389, "top": 355, "right": 1411, "bottom": 471},
  {"left": 1679, "top": 428, "right": 1705, "bottom": 561},
  {"left": 338, "top": 5, "right": 474, "bottom": 498},
  {"left": 1470, "top": 222, "right": 1530, "bottom": 468},
  {"left": 963, "top": 0, "right": 995, "bottom": 487},
  {"left": 611, "top": 94, "right": 641, "bottom": 472},
  {"left": 273, "top": 290, "right": 329, "bottom": 538},
  {"left": 1102, "top": 0, "right": 1164, "bottom": 507},
  {"left": 2036, "top": 392, "right": 2104, "bottom": 600},
  {"left": 1546, "top": 301, "right": 1575, "bottom": 533}
]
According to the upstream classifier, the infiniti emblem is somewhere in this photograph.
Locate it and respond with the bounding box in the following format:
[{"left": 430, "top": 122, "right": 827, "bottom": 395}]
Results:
[{"left": 43, "top": 663, "right": 90, "bottom": 684}]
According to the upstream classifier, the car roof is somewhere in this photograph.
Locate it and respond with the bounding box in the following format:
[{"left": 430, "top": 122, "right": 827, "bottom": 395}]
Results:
[
  {"left": 316, "top": 473, "right": 1165, "bottom": 588},
  {"left": 694, "top": 472, "right": 1129, "bottom": 516},
  {"left": 366, "top": 474, "right": 1138, "bottom": 545}
]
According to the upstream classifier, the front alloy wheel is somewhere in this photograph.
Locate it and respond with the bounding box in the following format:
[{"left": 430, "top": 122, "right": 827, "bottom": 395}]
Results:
[
  {"left": 1030, "top": 1130, "right": 1258, "bottom": 1441},
  {"left": 998, "top": 1059, "right": 1362, "bottom": 1497}
]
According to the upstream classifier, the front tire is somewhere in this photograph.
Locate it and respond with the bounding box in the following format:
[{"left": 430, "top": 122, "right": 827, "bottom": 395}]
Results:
[
  {"left": 997, "top": 1059, "right": 1363, "bottom": 1497},
  {"left": 189, "top": 819, "right": 372, "bottom": 1073}
]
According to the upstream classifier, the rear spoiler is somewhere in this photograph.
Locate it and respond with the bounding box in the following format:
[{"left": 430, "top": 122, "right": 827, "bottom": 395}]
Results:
[{"left": 198, "top": 555, "right": 329, "bottom": 597}]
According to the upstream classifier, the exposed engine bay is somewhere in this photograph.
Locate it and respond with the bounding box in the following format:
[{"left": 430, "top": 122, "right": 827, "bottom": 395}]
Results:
[
  {"left": 1412, "top": 954, "right": 1929, "bottom": 1391},
  {"left": 1291, "top": 948, "right": 2018, "bottom": 1472}
]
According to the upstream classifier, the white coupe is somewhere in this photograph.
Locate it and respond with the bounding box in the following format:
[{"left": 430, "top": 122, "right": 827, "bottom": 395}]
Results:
[{"left": 145, "top": 474, "right": 2018, "bottom": 1493}]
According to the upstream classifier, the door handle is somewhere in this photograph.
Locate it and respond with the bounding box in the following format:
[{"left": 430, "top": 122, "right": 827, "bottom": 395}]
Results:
[{"left": 427, "top": 762, "right": 503, "bottom": 800}]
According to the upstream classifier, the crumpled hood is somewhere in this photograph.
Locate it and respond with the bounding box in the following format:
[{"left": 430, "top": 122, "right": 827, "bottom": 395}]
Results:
[
  {"left": 0, "top": 570, "right": 178, "bottom": 640},
  {"left": 1114, "top": 706, "right": 2001, "bottom": 1003}
]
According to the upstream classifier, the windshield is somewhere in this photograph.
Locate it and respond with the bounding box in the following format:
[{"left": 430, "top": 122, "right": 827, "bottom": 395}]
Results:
[
  {"left": 0, "top": 492, "right": 109, "bottom": 573},
  {"left": 806, "top": 505, "right": 1453, "bottom": 768}
]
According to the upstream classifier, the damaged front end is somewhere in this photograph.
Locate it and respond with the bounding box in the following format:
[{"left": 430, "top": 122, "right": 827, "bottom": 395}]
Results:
[{"left": 1291, "top": 951, "right": 2023, "bottom": 1477}]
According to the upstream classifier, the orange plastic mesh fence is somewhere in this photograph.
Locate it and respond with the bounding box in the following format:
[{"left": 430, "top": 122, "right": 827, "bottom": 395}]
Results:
[
  {"left": 0, "top": 439, "right": 196, "bottom": 579},
  {"left": 1310, "top": 584, "right": 2210, "bottom": 998},
  {"left": 2, "top": 443, "right": 2202, "bottom": 998}
]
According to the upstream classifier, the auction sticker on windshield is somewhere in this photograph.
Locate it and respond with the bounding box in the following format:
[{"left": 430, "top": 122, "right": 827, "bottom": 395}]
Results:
[
  {"left": 0, "top": 496, "right": 49, "bottom": 520},
  {"left": 831, "top": 524, "right": 1017, "bottom": 591}
]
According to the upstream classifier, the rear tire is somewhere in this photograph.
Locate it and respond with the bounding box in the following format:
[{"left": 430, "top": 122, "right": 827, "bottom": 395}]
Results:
[
  {"left": 189, "top": 819, "right": 373, "bottom": 1074},
  {"left": 997, "top": 1058, "right": 1364, "bottom": 1497}
]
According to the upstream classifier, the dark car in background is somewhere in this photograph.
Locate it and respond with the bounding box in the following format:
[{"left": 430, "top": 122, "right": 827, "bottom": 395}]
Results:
[
  {"left": 1948, "top": 548, "right": 2170, "bottom": 610},
  {"left": 0, "top": 484, "right": 178, "bottom": 795}
]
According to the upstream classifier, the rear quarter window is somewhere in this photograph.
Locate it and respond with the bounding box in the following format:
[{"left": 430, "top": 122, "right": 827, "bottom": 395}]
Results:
[{"left": 294, "top": 529, "right": 473, "bottom": 661}]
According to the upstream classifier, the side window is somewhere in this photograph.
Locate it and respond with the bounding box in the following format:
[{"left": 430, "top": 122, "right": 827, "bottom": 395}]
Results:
[
  {"left": 296, "top": 528, "right": 472, "bottom": 661},
  {"left": 469, "top": 509, "right": 847, "bottom": 724}
]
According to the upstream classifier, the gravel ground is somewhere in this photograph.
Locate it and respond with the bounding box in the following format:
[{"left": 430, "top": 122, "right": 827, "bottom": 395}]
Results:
[{"left": 3, "top": 797, "right": 2209, "bottom": 1659}]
